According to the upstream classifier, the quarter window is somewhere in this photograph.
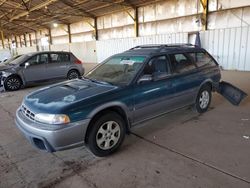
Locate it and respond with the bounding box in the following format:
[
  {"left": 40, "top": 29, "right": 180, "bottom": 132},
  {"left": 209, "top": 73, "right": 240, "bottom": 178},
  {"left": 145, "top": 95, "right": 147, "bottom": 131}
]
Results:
[
  {"left": 189, "top": 52, "right": 217, "bottom": 67},
  {"left": 169, "top": 53, "right": 196, "bottom": 73}
]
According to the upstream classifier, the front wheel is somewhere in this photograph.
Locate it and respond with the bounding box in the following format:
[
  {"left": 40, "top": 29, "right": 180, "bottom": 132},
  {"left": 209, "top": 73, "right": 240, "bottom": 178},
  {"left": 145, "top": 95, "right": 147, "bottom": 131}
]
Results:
[
  {"left": 195, "top": 85, "right": 212, "bottom": 113},
  {"left": 87, "top": 112, "right": 126, "bottom": 157},
  {"left": 4, "top": 76, "right": 22, "bottom": 91}
]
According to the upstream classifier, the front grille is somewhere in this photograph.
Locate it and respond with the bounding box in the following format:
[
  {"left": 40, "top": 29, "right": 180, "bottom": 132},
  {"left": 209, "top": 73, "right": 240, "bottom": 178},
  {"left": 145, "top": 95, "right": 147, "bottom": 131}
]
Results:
[{"left": 21, "top": 105, "right": 35, "bottom": 121}]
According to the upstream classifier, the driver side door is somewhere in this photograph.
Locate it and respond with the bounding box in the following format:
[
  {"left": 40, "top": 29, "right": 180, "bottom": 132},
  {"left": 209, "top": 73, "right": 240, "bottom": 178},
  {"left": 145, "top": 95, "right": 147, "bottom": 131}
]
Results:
[
  {"left": 22, "top": 53, "right": 48, "bottom": 82},
  {"left": 132, "top": 55, "right": 176, "bottom": 125}
]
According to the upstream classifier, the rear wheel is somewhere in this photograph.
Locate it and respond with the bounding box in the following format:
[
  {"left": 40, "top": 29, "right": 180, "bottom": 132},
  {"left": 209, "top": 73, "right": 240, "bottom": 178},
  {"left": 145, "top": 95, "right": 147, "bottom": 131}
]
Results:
[
  {"left": 87, "top": 112, "right": 126, "bottom": 157},
  {"left": 67, "top": 70, "right": 80, "bottom": 80},
  {"left": 195, "top": 85, "right": 212, "bottom": 113},
  {"left": 4, "top": 76, "right": 22, "bottom": 91}
]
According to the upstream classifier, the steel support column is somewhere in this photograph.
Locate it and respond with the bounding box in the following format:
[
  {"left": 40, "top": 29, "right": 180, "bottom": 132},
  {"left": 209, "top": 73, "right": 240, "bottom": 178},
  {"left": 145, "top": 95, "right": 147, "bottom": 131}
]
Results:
[
  {"left": 134, "top": 7, "right": 139, "bottom": 37},
  {"left": 24, "top": 34, "right": 27, "bottom": 47},
  {"left": 200, "top": 0, "right": 208, "bottom": 31},
  {"left": 1, "top": 30, "right": 5, "bottom": 48},
  {"left": 48, "top": 28, "right": 52, "bottom": 45},
  {"left": 29, "top": 33, "right": 32, "bottom": 46},
  {"left": 94, "top": 17, "right": 98, "bottom": 40},
  {"left": 67, "top": 24, "right": 71, "bottom": 43}
]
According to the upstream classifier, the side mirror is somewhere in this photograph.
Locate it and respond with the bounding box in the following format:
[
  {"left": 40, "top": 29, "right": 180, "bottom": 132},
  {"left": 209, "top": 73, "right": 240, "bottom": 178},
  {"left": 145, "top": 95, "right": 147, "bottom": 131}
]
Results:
[
  {"left": 137, "top": 74, "right": 153, "bottom": 84},
  {"left": 25, "top": 62, "right": 30, "bottom": 68}
]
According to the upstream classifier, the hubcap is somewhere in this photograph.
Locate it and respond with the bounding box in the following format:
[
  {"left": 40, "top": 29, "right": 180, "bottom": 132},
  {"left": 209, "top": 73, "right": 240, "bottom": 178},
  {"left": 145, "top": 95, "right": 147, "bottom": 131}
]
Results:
[
  {"left": 68, "top": 72, "right": 78, "bottom": 80},
  {"left": 199, "top": 90, "right": 210, "bottom": 109},
  {"left": 7, "top": 78, "right": 20, "bottom": 90},
  {"left": 96, "top": 121, "right": 121, "bottom": 150}
]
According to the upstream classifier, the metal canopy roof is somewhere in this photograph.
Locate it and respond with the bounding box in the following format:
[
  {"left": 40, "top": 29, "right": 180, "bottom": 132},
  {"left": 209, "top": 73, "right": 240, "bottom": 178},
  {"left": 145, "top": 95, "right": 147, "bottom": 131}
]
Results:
[{"left": 0, "top": 0, "right": 158, "bottom": 38}]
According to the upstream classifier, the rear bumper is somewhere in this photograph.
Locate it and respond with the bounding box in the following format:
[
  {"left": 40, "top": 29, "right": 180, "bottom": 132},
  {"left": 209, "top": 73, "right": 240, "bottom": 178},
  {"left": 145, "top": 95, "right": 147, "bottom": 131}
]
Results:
[{"left": 15, "top": 108, "right": 90, "bottom": 152}]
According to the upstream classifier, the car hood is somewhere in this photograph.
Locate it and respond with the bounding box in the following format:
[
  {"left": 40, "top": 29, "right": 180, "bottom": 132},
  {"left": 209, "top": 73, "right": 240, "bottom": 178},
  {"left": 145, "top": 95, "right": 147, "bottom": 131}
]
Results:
[
  {"left": 0, "top": 64, "right": 14, "bottom": 71},
  {"left": 24, "top": 79, "right": 117, "bottom": 113}
]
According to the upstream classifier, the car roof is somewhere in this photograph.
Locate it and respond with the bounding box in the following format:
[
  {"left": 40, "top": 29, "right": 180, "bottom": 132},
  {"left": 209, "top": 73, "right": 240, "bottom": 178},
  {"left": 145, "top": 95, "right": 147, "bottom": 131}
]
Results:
[
  {"left": 26, "top": 51, "right": 71, "bottom": 56},
  {"left": 119, "top": 44, "right": 206, "bottom": 57}
]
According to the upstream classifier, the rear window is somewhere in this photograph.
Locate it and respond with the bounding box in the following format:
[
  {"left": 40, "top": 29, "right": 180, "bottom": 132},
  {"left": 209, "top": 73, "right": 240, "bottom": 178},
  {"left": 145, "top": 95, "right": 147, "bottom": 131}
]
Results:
[
  {"left": 189, "top": 52, "right": 217, "bottom": 67},
  {"left": 50, "top": 53, "right": 70, "bottom": 63}
]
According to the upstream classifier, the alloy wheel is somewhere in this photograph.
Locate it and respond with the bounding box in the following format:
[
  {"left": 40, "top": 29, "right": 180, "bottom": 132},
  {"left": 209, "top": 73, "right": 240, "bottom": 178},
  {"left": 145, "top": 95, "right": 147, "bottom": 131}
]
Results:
[
  {"left": 96, "top": 121, "right": 121, "bottom": 150},
  {"left": 199, "top": 90, "right": 210, "bottom": 109}
]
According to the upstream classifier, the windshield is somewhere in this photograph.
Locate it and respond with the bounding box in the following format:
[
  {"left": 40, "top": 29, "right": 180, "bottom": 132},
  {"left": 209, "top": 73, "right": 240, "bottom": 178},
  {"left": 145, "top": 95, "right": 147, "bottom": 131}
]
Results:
[
  {"left": 2, "top": 55, "right": 22, "bottom": 65},
  {"left": 86, "top": 56, "right": 146, "bottom": 86}
]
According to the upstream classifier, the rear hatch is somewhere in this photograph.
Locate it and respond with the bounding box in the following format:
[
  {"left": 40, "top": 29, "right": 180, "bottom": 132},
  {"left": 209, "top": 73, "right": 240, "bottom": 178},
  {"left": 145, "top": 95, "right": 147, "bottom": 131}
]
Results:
[{"left": 216, "top": 81, "right": 247, "bottom": 105}]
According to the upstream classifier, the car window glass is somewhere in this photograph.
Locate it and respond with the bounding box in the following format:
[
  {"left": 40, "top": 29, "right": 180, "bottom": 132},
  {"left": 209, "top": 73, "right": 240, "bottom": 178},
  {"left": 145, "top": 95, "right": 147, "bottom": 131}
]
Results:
[
  {"left": 189, "top": 52, "right": 216, "bottom": 67},
  {"left": 26, "top": 54, "right": 48, "bottom": 65},
  {"left": 50, "top": 53, "right": 70, "bottom": 63},
  {"left": 27, "top": 55, "right": 39, "bottom": 65},
  {"left": 143, "top": 56, "right": 169, "bottom": 79},
  {"left": 169, "top": 53, "right": 196, "bottom": 73},
  {"left": 39, "top": 54, "right": 48, "bottom": 64},
  {"left": 86, "top": 56, "right": 145, "bottom": 85}
]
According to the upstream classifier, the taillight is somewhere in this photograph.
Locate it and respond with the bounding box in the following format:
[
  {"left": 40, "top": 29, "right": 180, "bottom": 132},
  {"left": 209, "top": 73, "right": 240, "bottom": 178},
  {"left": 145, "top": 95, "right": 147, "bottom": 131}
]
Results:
[{"left": 75, "top": 59, "right": 82, "bottom": 64}]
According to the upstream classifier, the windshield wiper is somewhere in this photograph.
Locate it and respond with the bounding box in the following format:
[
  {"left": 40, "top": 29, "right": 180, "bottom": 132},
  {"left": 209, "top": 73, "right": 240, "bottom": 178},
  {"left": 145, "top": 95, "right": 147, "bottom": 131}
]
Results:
[{"left": 82, "top": 77, "right": 113, "bottom": 85}]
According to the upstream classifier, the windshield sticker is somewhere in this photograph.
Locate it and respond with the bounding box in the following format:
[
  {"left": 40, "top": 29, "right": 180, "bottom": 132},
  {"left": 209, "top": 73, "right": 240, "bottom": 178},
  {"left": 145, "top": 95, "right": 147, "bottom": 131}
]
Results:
[{"left": 120, "top": 60, "right": 135, "bottom": 65}]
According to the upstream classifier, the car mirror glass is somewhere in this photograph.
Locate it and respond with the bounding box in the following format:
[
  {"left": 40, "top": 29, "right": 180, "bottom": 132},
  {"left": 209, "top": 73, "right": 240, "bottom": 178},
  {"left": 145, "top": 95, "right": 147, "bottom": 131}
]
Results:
[{"left": 138, "top": 74, "right": 153, "bottom": 84}]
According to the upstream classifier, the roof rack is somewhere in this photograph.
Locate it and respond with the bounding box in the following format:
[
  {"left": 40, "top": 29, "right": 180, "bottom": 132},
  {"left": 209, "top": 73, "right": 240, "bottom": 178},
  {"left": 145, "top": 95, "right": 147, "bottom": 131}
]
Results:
[{"left": 129, "top": 43, "right": 199, "bottom": 50}]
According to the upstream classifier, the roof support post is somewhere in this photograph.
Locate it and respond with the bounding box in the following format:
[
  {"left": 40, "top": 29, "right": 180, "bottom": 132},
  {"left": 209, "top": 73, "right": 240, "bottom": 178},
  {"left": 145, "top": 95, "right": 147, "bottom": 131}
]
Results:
[
  {"left": 35, "top": 31, "right": 39, "bottom": 51},
  {"left": 0, "top": 30, "right": 5, "bottom": 48},
  {"left": 124, "top": 8, "right": 139, "bottom": 37},
  {"left": 200, "top": 0, "right": 208, "bottom": 31},
  {"left": 67, "top": 24, "right": 71, "bottom": 43},
  {"left": 48, "top": 28, "right": 52, "bottom": 45},
  {"left": 24, "top": 34, "right": 27, "bottom": 47},
  {"left": 19, "top": 36, "right": 22, "bottom": 47},
  {"left": 134, "top": 7, "right": 139, "bottom": 37},
  {"left": 29, "top": 33, "right": 32, "bottom": 46},
  {"left": 94, "top": 17, "right": 98, "bottom": 40},
  {"left": 7, "top": 38, "right": 10, "bottom": 49},
  {"left": 15, "top": 35, "right": 18, "bottom": 48}
]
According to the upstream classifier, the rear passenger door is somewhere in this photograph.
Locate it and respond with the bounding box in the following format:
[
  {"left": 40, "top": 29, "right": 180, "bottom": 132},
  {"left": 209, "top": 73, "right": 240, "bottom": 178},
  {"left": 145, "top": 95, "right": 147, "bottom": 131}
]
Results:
[
  {"left": 47, "top": 53, "right": 70, "bottom": 79},
  {"left": 168, "top": 53, "right": 201, "bottom": 107}
]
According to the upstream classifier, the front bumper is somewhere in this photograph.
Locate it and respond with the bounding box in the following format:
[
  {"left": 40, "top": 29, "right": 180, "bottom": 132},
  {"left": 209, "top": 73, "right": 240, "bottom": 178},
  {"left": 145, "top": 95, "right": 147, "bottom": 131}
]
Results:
[{"left": 15, "top": 108, "right": 90, "bottom": 152}]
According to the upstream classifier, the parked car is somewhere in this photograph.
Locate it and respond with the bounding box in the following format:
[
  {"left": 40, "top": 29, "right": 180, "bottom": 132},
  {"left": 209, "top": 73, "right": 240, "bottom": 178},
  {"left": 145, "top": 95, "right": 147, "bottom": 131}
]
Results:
[
  {"left": 15, "top": 44, "right": 246, "bottom": 157},
  {"left": 0, "top": 51, "right": 84, "bottom": 91}
]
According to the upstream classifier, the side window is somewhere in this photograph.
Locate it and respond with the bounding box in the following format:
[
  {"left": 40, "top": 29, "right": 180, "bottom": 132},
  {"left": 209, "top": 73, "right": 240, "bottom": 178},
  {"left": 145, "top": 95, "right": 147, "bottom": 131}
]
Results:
[
  {"left": 143, "top": 56, "right": 169, "bottom": 78},
  {"left": 26, "top": 54, "right": 48, "bottom": 65},
  {"left": 169, "top": 53, "right": 196, "bottom": 73},
  {"left": 27, "top": 55, "right": 39, "bottom": 65},
  {"left": 189, "top": 52, "right": 217, "bottom": 67},
  {"left": 39, "top": 54, "right": 48, "bottom": 64},
  {"left": 50, "top": 53, "right": 70, "bottom": 63}
]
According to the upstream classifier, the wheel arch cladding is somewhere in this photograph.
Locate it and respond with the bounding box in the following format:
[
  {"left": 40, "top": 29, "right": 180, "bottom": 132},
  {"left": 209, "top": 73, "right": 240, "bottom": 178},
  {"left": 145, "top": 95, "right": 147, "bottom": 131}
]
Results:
[{"left": 84, "top": 106, "right": 130, "bottom": 143}]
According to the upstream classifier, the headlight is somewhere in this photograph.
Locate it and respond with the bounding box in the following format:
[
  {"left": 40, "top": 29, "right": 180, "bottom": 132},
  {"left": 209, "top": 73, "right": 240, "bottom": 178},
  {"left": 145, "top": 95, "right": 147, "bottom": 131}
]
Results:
[{"left": 35, "top": 113, "right": 70, "bottom": 125}]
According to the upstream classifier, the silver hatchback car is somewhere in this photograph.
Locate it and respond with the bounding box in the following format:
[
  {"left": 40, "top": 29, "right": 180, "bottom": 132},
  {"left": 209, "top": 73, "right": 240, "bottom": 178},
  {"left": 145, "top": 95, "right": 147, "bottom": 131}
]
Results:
[{"left": 0, "top": 51, "right": 84, "bottom": 91}]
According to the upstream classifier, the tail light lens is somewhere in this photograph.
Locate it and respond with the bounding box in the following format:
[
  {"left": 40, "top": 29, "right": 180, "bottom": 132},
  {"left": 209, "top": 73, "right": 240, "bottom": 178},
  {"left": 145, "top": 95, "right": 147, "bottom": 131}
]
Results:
[{"left": 75, "top": 59, "right": 82, "bottom": 64}]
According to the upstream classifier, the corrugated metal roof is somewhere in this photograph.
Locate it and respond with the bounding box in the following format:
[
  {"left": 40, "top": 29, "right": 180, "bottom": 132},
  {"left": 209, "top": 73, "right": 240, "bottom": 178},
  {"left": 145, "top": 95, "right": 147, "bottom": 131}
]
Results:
[{"left": 0, "top": 0, "right": 159, "bottom": 37}]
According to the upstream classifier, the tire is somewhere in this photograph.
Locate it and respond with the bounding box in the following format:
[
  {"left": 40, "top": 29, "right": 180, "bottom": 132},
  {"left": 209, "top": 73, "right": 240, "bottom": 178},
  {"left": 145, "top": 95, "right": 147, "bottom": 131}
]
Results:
[
  {"left": 4, "top": 76, "right": 22, "bottom": 91},
  {"left": 87, "top": 112, "right": 126, "bottom": 157},
  {"left": 67, "top": 70, "right": 80, "bottom": 80},
  {"left": 195, "top": 84, "right": 212, "bottom": 113}
]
